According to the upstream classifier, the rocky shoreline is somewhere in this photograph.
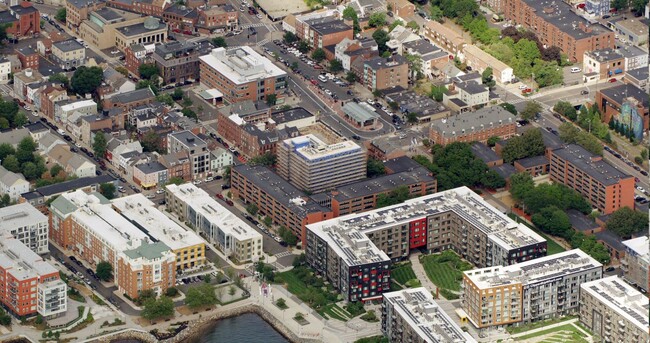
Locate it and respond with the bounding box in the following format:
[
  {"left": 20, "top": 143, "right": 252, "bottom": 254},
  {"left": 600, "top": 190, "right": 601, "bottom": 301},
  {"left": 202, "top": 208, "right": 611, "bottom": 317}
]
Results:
[{"left": 102, "top": 304, "right": 314, "bottom": 343}]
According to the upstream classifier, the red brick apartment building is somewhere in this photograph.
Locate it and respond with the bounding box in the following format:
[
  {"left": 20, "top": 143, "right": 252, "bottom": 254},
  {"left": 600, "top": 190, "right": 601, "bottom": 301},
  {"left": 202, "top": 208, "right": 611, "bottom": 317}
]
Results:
[
  {"left": 299, "top": 17, "right": 353, "bottom": 51},
  {"left": 199, "top": 46, "right": 287, "bottom": 104},
  {"left": 429, "top": 106, "right": 517, "bottom": 145},
  {"left": 503, "top": 0, "right": 614, "bottom": 62},
  {"left": 105, "top": 0, "right": 168, "bottom": 17},
  {"left": 595, "top": 83, "right": 649, "bottom": 131},
  {"left": 16, "top": 46, "right": 38, "bottom": 70},
  {"left": 0, "top": 2, "right": 41, "bottom": 39},
  {"left": 549, "top": 144, "right": 635, "bottom": 215}
]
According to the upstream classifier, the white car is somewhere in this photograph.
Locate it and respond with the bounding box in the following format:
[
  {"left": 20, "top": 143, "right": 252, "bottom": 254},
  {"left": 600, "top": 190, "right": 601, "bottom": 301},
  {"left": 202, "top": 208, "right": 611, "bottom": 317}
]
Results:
[
  {"left": 518, "top": 84, "right": 528, "bottom": 90},
  {"left": 240, "top": 7, "right": 245, "bottom": 11},
  {"left": 146, "top": 194, "right": 155, "bottom": 199},
  {"left": 156, "top": 189, "right": 165, "bottom": 194},
  {"left": 110, "top": 50, "right": 119, "bottom": 55},
  {"left": 193, "top": 180, "right": 202, "bottom": 185},
  {"left": 367, "top": 99, "right": 375, "bottom": 105},
  {"left": 256, "top": 14, "right": 263, "bottom": 19},
  {"left": 636, "top": 186, "right": 645, "bottom": 192},
  {"left": 75, "top": 143, "right": 82, "bottom": 148},
  {"left": 205, "top": 177, "right": 214, "bottom": 182},
  {"left": 324, "top": 89, "right": 333, "bottom": 96}
]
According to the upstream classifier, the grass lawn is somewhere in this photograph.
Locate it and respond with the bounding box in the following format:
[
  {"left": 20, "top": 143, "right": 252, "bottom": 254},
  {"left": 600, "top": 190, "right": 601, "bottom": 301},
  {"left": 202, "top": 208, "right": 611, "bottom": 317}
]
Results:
[
  {"left": 275, "top": 266, "right": 341, "bottom": 315},
  {"left": 506, "top": 316, "right": 577, "bottom": 334},
  {"left": 275, "top": 269, "right": 309, "bottom": 295},
  {"left": 390, "top": 280, "right": 403, "bottom": 291},
  {"left": 319, "top": 304, "right": 351, "bottom": 321},
  {"left": 391, "top": 264, "right": 417, "bottom": 285},
  {"left": 420, "top": 251, "right": 472, "bottom": 292},
  {"left": 508, "top": 213, "right": 566, "bottom": 255},
  {"left": 514, "top": 324, "right": 587, "bottom": 342}
]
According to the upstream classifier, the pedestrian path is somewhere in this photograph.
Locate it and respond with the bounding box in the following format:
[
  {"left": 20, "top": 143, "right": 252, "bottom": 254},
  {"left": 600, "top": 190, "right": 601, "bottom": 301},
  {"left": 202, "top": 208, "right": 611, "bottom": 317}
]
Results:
[
  {"left": 274, "top": 251, "right": 293, "bottom": 259},
  {"left": 241, "top": 23, "right": 266, "bottom": 29},
  {"left": 409, "top": 252, "right": 439, "bottom": 296},
  {"left": 256, "top": 38, "right": 270, "bottom": 46}
]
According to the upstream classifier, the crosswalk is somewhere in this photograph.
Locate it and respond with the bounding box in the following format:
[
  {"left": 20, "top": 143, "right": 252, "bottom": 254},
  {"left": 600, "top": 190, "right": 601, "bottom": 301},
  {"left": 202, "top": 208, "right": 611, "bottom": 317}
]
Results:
[
  {"left": 274, "top": 251, "right": 293, "bottom": 259},
  {"left": 256, "top": 38, "right": 270, "bottom": 46},
  {"left": 241, "top": 23, "right": 266, "bottom": 29}
]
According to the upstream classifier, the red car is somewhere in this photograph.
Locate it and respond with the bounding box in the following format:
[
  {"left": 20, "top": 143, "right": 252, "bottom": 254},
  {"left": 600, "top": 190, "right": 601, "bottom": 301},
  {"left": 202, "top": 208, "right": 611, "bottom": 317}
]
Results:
[
  {"left": 310, "top": 79, "right": 318, "bottom": 85},
  {"left": 216, "top": 194, "right": 224, "bottom": 199},
  {"left": 226, "top": 200, "right": 234, "bottom": 206},
  {"left": 172, "top": 28, "right": 181, "bottom": 33},
  {"left": 313, "top": 64, "right": 323, "bottom": 70},
  {"left": 608, "top": 78, "right": 617, "bottom": 83}
]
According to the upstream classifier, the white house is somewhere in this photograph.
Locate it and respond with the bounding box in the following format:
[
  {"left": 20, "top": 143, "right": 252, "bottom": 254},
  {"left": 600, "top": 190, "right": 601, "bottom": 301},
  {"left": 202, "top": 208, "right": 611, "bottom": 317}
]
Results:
[
  {"left": 46, "top": 144, "right": 95, "bottom": 178},
  {"left": 0, "top": 165, "right": 30, "bottom": 201},
  {"left": 0, "top": 58, "right": 11, "bottom": 84},
  {"left": 38, "top": 132, "right": 66, "bottom": 154},
  {"left": 386, "top": 25, "right": 420, "bottom": 55},
  {"left": 210, "top": 148, "right": 233, "bottom": 173},
  {"left": 54, "top": 99, "right": 97, "bottom": 124}
]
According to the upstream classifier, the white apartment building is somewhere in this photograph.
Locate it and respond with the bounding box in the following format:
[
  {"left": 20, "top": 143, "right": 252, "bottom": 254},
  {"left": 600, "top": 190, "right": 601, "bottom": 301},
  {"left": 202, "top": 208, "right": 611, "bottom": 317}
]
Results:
[
  {"left": 0, "top": 58, "right": 11, "bottom": 84},
  {"left": 210, "top": 147, "right": 233, "bottom": 174},
  {"left": 621, "top": 236, "right": 649, "bottom": 291},
  {"left": 0, "top": 165, "right": 30, "bottom": 201},
  {"left": 383, "top": 288, "right": 477, "bottom": 343},
  {"left": 54, "top": 99, "right": 97, "bottom": 123},
  {"left": 165, "top": 183, "right": 263, "bottom": 263},
  {"left": 0, "top": 203, "right": 49, "bottom": 254},
  {"left": 462, "top": 249, "right": 602, "bottom": 329},
  {"left": 580, "top": 276, "right": 649, "bottom": 343}
]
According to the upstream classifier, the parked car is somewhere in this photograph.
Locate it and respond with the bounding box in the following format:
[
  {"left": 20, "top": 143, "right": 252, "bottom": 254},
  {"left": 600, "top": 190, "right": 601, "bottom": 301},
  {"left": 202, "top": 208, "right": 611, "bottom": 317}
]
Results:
[{"left": 608, "top": 78, "right": 617, "bottom": 83}]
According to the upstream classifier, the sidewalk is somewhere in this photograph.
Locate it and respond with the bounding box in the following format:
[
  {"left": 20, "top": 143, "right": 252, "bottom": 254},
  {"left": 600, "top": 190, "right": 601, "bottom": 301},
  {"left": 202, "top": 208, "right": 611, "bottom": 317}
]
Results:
[
  {"left": 408, "top": 252, "right": 439, "bottom": 297},
  {"left": 509, "top": 317, "right": 592, "bottom": 342}
]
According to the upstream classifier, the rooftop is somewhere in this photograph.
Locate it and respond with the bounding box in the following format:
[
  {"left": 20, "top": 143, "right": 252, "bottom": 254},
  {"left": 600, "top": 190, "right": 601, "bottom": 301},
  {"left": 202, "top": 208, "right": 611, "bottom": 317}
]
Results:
[
  {"left": 0, "top": 237, "right": 57, "bottom": 281},
  {"left": 232, "top": 164, "right": 330, "bottom": 217},
  {"left": 465, "top": 249, "right": 601, "bottom": 289},
  {"left": 199, "top": 47, "right": 286, "bottom": 85},
  {"left": 626, "top": 67, "right": 649, "bottom": 81},
  {"left": 490, "top": 163, "right": 517, "bottom": 180},
  {"left": 134, "top": 161, "right": 167, "bottom": 174},
  {"left": 60, "top": 99, "right": 97, "bottom": 112},
  {"left": 115, "top": 18, "right": 166, "bottom": 37},
  {"left": 165, "top": 183, "right": 262, "bottom": 241},
  {"left": 552, "top": 144, "right": 632, "bottom": 186},
  {"left": 595, "top": 230, "right": 626, "bottom": 252},
  {"left": 463, "top": 45, "right": 511, "bottom": 72},
  {"left": 122, "top": 241, "right": 172, "bottom": 261},
  {"left": 613, "top": 18, "right": 649, "bottom": 38},
  {"left": 309, "top": 187, "right": 545, "bottom": 252},
  {"left": 305, "top": 17, "right": 351, "bottom": 35},
  {"left": 51, "top": 190, "right": 149, "bottom": 252},
  {"left": 566, "top": 209, "right": 600, "bottom": 232},
  {"left": 327, "top": 167, "right": 435, "bottom": 202},
  {"left": 515, "top": 155, "right": 550, "bottom": 168},
  {"left": 585, "top": 48, "right": 623, "bottom": 62},
  {"left": 271, "top": 107, "right": 314, "bottom": 124},
  {"left": 283, "top": 134, "right": 362, "bottom": 162},
  {"left": 169, "top": 130, "right": 207, "bottom": 148},
  {"left": 616, "top": 45, "right": 647, "bottom": 59},
  {"left": 600, "top": 83, "right": 649, "bottom": 108},
  {"left": 430, "top": 106, "right": 514, "bottom": 138},
  {"left": 0, "top": 127, "right": 29, "bottom": 147},
  {"left": 111, "top": 194, "right": 204, "bottom": 251},
  {"left": 455, "top": 81, "right": 489, "bottom": 95},
  {"left": 364, "top": 55, "right": 407, "bottom": 70},
  {"left": 383, "top": 156, "right": 424, "bottom": 173},
  {"left": 622, "top": 236, "right": 648, "bottom": 258},
  {"left": 385, "top": 90, "right": 447, "bottom": 116},
  {"left": 111, "top": 87, "right": 155, "bottom": 104},
  {"left": 521, "top": 0, "right": 612, "bottom": 40},
  {"left": 471, "top": 143, "right": 501, "bottom": 163},
  {"left": 67, "top": 0, "right": 103, "bottom": 9},
  {"left": 10, "top": 3, "right": 39, "bottom": 16},
  {"left": 342, "top": 102, "right": 380, "bottom": 123},
  {"left": 384, "top": 288, "right": 476, "bottom": 343},
  {"left": 581, "top": 276, "right": 649, "bottom": 333},
  {"left": 35, "top": 175, "right": 115, "bottom": 197},
  {"left": 53, "top": 39, "right": 85, "bottom": 53},
  {"left": 0, "top": 203, "right": 47, "bottom": 231}
]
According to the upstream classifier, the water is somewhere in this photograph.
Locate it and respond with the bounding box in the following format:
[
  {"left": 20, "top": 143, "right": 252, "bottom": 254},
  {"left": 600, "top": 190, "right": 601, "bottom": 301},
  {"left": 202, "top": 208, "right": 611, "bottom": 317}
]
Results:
[{"left": 196, "top": 313, "right": 289, "bottom": 343}]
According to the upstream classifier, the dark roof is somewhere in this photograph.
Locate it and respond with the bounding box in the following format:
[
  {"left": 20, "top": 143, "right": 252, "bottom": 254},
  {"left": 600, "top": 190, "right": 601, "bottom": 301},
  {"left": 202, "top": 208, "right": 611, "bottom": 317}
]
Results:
[
  {"left": 116, "top": 21, "right": 167, "bottom": 37},
  {"left": 585, "top": 48, "right": 624, "bottom": 62},
  {"left": 24, "top": 121, "right": 49, "bottom": 133},
  {"left": 364, "top": 54, "right": 408, "bottom": 70},
  {"left": 471, "top": 143, "right": 501, "bottom": 163},
  {"left": 490, "top": 163, "right": 516, "bottom": 179},
  {"left": 306, "top": 17, "right": 351, "bottom": 35},
  {"left": 164, "top": 4, "right": 198, "bottom": 18},
  {"left": 521, "top": 0, "right": 611, "bottom": 40},
  {"left": 10, "top": 4, "right": 39, "bottom": 15},
  {"left": 385, "top": 90, "right": 446, "bottom": 116},
  {"left": 36, "top": 175, "right": 116, "bottom": 197},
  {"left": 402, "top": 39, "right": 439, "bottom": 56},
  {"left": 16, "top": 46, "right": 37, "bottom": 56},
  {"left": 67, "top": 0, "right": 104, "bottom": 9},
  {"left": 567, "top": 209, "right": 599, "bottom": 232},
  {"left": 626, "top": 67, "right": 649, "bottom": 81},
  {"left": 383, "top": 156, "right": 424, "bottom": 174},
  {"left": 595, "top": 230, "right": 626, "bottom": 252},
  {"left": 111, "top": 87, "right": 155, "bottom": 104},
  {"left": 53, "top": 39, "right": 85, "bottom": 52},
  {"left": 515, "top": 155, "right": 549, "bottom": 168},
  {"left": 21, "top": 191, "right": 42, "bottom": 200},
  {"left": 0, "top": 11, "right": 17, "bottom": 23},
  {"left": 454, "top": 72, "right": 481, "bottom": 83},
  {"left": 328, "top": 167, "right": 435, "bottom": 202},
  {"left": 135, "top": 161, "right": 167, "bottom": 174},
  {"left": 232, "top": 164, "right": 330, "bottom": 217},
  {"left": 449, "top": 98, "right": 468, "bottom": 107},
  {"left": 93, "top": 7, "right": 123, "bottom": 22},
  {"left": 552, "top": 144, "right": 632, "bottom": 186},
  {"left": 271, "top": 107, "right": 314, "bottom": 124},
  {"left": 600, "top": 83, "right": 650, "bottom": 108},
  {"left": 455, "top": 81, "right": 488, "bottom": 95}
]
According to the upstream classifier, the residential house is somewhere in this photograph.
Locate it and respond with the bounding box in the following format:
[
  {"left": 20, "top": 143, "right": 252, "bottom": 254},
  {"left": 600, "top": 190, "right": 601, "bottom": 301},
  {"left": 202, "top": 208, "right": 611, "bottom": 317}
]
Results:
[
  {"left": 37, "top": 132, "right": 66, "bottom": 154},
  {"left": 106, "top": 138, "right": 143, "bottom": 166},
  {"left": 25, "top": 122, "right": 50, "bottom": 143},
  {"left": 0, "top": 58, "right": 11, "bottom": 84},
  {"left": 159, "top": 150, "right": 191, "bottom": 181},
  {"left": 54, "top": 99, "right": 97, "bottom": 124},
  {"left": 386, "top": 0, "right": 415, "bottom": 21},
  {"left": 583, "top": 48, "right": 625, "bottom": 80},
  {"left": 386, "top": 25, "right": 420, "bottom": 55},
  {"left": 0, "top": 165, "right": 29, "bottom": 201},
  {"left": 15, "top": 46, "right": 38, "bottom": 70},
  {"left": 402, "top": 39, "right": 449, "bottom": 78},
  {"left": 360, "top": 55, "right": 409, "bottom": 91},
  {"left": 46, "top": 144, "right": 96, "bottom": 177},
  {"left": 13, "top": 68, "right": 42, "bottom": 101},
  {"left": 133, "top": 161, "right": 168, "bottom": 189},
  {"left": 104, "top": 86, "right": 156, "bottom": 111},
  {"left": 210, "top": 148, "right": 232, "bottom": 173},
  {"left": 422, "top": 20, "right": 466, "bottom": 55},
  {"left": 124, "top": 43, "right": 156, "bottom": 76},
  {"left": 40, "top": 84, "right": 69, "bottom": 120},
  {"left": 618, "top": 45, "right": 649, "bottom": 71},
  {"left": 335, "top": 37, "right": 378, "bottom": 71},
  {"left": 99, "top": 66, "right": 137, "bottom": 99},
  {"left": 462, "top": 45, "right": 513, "bottom": 83}
]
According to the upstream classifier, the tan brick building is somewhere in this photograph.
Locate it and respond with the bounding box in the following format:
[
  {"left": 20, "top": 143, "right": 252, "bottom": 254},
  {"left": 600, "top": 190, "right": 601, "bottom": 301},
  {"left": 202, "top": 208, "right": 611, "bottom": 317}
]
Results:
[
  {"left": 361, "top": 55, "right": 409, "bottom": 91},
  {"left": 422, "top": 21, "right": 466, "bottom": 55},
  {"left": 66, "top": 0, "right": 106, "bottom": 30},
  {"left": 429, "top": 106, "right": 517, "bottom": 145},
  {"left": 503, "top": 0, "right": 615, "bottom": 62}
]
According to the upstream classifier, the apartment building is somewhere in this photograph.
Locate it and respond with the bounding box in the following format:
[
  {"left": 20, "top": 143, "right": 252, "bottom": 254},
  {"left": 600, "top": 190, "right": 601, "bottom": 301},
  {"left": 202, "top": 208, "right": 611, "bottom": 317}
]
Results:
[
  {"left": 361, "top": 55, "right": 409, "bottom": 91},
  {"left": 277, "top": 134, "right": 366, "bottom": 193},
  {"left": 15, "top": 46, "right": 38, "bottom": 70},
  {"left": 132, "top": 162, "right": 168, "bottom": 189},
  {"left": 66, "top": 0, "right": 106, "bottom": 29},
  {"left": 165, "top": 183, "right": 263, "bottom": 263},
  {"left": 199, "top": 46, "right": 287, "bottom": 104},
  {"left": 462, "top": 45, "right": 513, "bottom": 84},
  {"left": 462, "top": 249, "right": 602, "bottom": 329},
  {"left": 382, "top": 288, "right": 477, "bottom": 343},
  {"left": 167, "top": 130, "right": 210, "bottom": 180},
  {"left": 0, "top": 165, "right": 30, "bottom": 201},
  {"left": 124, "top": 43, "right": 156, "bottom": 76},
  {"left": 429, "top": 106, "right": 516, "bottom": 145},
  {"left": 0, "top": 58, "right": 11, "bottom": 84},
  {"left": 302, "top": 17, "right": 353, "bottom": 51},
  {"left": 306, "top": 216, "right": 390, "bottom": 302},
  {"left": 386, "top": 0, "right": 415, "bottom": 20},
  {"left": 402, "top": 39, "right": 449, "bottom": 78},
  {"left": 152, "top": 40, "right": 210, "bottom": 84},
  {"left": 422, "top": 20, "right": 466, "bottom": 55},
  {"left": 0, "top": 236, "right": 66, "bottom": 318},
  {"left": 503, "top": 0, "right": 614, "bottom": 62},
  {"left": 621, "top": 236, "right": 649, "bottom": 291},
  {"left": 0, "top": 203, "right": 49, "bottom": 254},
  {"left": 54, "top": 99, "right": 97, "bottom": 124},
  {"left": 196, "top": 5, "right": 239, "bottom": 34},
  {"left": 105, "top": 0, "right": 168, "bottom": 18},
  {"left": 582, "top": 48, "right": 625, "bottom": 79},
  {"left": 111, "top": 194, "right": 206, "bottom": 271},
  {"left": 49, "top": 190, "right": 176, "bottom": 298},
  {"left": 580, "top": 276, "right": 649, "bottom": 343},
  {"left": 596, "top": 83, "right": 649, "bottom": 132},
  {"left": 51, "top": 39, "right": 86, "bottom": 71},
  {"left": 447, "top": 81, "right": 490, "bottom": 108},
  {"left": 231, "top": 164, "right": 334, "bottom": 245},
  {"left": 311, "top": 167, "right": 437, "bottom": 217},
  {"left": 549, "top": 144, "right": 634, "bottom": 215},
  {"left": 306, "top": 187, "right": 547, "bottom": 300},
  {"left": 585, "top": 0, "right": 611, "bottom": 16},
  {"left": 0, "top": 2, "right": 41, "bottom": 39}
]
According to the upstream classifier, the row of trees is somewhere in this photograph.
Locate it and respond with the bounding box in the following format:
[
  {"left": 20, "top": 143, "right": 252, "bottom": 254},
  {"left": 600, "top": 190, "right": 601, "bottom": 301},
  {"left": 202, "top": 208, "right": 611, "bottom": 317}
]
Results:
[
  {"left": 558, "top": 122, "right": 604, "bottom": 156},
  {"left": 414, "top": 142, "right": 506, "bottom": 191},
  {"left": 501, "top": 128, "right": 545, "bottom": 163},
  {"left": 605, "top": 207, "right": 648, "bottom": 239}
]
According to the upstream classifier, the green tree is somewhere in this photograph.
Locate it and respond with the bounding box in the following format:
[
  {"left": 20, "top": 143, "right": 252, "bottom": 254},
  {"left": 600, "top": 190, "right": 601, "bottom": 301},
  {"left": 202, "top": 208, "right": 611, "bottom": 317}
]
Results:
[
  {"left": 368, "top": 12, "right": 387, "bottom": 28},
  {"left": 376, "top": 185, "right": 411, "bottom": 208},
  {"left": 329, "top": 59, "right": 343, "bottom": 73},
  {"left": 141, "top": 296, "right": 174, "bottom": 320},
  {"left": 0, "top": 143, "right": 15, "bottom": 161},
  {"left": 482, "top": 169, "right": 506, "bottom": 189},
  {"left": 606, "top": 207, "right": 649, "bottom": 238},
  {"left": 93, "top": 132, "right": 107, "bottom": 158},
  {"left": 263, "top": 216, "right": 272, "bottom": 227},
  {"left": 487, "top": 136, "right": 500, "bottom": 147},
  {"left": 283, "top": 31, "right": 298, "bottom": 44},
  {"left": 372, "top": 29, "right": 390, "bottom": 54},
  {"left": 22, "top": 162, "right": 41, "bottom": 180},
  {"left": 50, "top": 164, "right": 64, "bottom": 178},
  {"left": 185, "top": 283, "right": 218, "bottom": 309},
  {"left": 501, "top": 128, "right": 546, "bottom": 163},
  {"left": 49, "top": 73, "right": 69, "bottom": 88},
  {"left": 211, "top": 36, "right": 227, "bottom": 48},
  {"left": 115, "top": 66, "right": 129, "bottom": 77},
  {"left": 311, "top": 48, "right": 326, "bottom": 62},
  {"left": 405, "top": 112, "right": 419, "bottom": 123},
  {"left": 631, "top": 0, "right": 647, "bottom": 15},
  {"left": 142, "top": 131, "right": 163, "bottom": 153},
  {"left": 342, "top": 6, "right": 357, "bottom": 21},
  {"left": 96, "top": 261, "right": 113, "bottom": 281},
  {"left": 165, "top": 287, "right": 179, "bottom": 297},
  {"left": 481, "top": 67, "right": 496, "bottom": 89},
  {"left": 136, "top": 79, "right": 159, "bottom": 94},
  {"left": 71, "top": 66, "right": 104, "bottom": 95},
  {"left": 0, "top": 308, "right": 11, "bottom": 326},
  {"left": 12, "top": 112, "right": 27, "bottom": 128},
  {"left": 612, "top": 0, "right": 628, "bottom": 11},
  {"left": 367, "top": 158, "right": 386, "bottom": 178},
  {"left": 388, "top": 19, "right": 404, "bottom": 32},
  {"left": 156, "top": 93, "right": 174, "bottom": 106},
  {"left": 406, "top": 20, "right": 419, "bottom": 32},
  {"left": 429, "top": 85, "right": 446, "bottom": 102},
  {"left": 138, "top": 63, "right": 160, "bottom": 80},
  {"left": 171, "top": 88, "right": 184, "bottom": 101},
  {"left": 2, "top": 155, "right": 19, "bottom": 173},
  {"left": 553, "top": 101, "right": 577, "bottom": 121},
  {"left": 297, "top": 41, "right": 310, "bottom": 53},
  {"left": 510, "top": 172, "right": 535, "bottom": 202},
  {"left": 167, "top": 177, "right": 185, "bottom": 185},
  {"left": 520, "top": 101, "right": 542, "bottom": 121},
  {"left": 278, "top": 226, "right": 298, "bottom": 246},
  {"left": 531, "top": 206, "right": 572, "bottom": 238},
  {"left": 247, "top": 152, "right": 276, "bottom": 166},
  {"left": 246, "top": 204, "right": 259, "bottom": 216},
  {"left": 345, "top": 71, "right": 358, "bottom": 83},
  {"left": 405, "top": 53, "right": 423, "bottom": 79},
  {"left": 181, "top": 108, "right": 197, "bottom": 120},
  {"left": 100, "top": 183, "right": 116, "bottom": 200},
  {"left": 55, "top": 8, "right": 67, "bottom": 23},
  {"left": 429, "top": 6, "right": 444, "bottom": 22},
  {"left": 266, "top": 94, "right": 278, "bottom": 106}
]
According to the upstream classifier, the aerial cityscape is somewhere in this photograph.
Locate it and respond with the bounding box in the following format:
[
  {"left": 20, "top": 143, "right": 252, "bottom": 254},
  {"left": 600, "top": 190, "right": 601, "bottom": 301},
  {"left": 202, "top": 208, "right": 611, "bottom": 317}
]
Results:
[{"left": 0, "top": 0, "right": 647, "bottom": 342}]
